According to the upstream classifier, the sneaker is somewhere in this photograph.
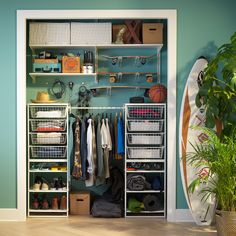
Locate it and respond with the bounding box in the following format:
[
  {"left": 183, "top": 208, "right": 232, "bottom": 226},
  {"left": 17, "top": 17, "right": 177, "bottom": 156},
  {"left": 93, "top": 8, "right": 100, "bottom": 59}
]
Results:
[
  {"left": 41, "top": 182, "right": 49, "bottom": 191},
  {"left": 33, "top": 183, "right": 41, "bottom": 191},
  {"left": 60, "top": 195, "right": 67, "bottom": 210},
  {"left": 51, "top": 196, "right": 58, "bottom": 209}
]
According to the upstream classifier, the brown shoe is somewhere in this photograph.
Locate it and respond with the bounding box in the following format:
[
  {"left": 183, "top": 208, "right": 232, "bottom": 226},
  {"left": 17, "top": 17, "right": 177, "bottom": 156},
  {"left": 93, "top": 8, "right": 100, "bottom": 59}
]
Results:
[
  {"left": 51, "top": 196, "right": 59, "bottom": 210},
  {"left": 60, "top": 195, "right": 67, "bottom": 210}
]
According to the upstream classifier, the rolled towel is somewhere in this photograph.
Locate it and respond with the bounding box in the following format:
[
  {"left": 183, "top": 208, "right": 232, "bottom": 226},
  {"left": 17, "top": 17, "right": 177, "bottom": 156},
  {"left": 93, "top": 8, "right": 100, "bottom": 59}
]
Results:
[{"left": 143, "top": 194, "right": 163, "bottom": 211}]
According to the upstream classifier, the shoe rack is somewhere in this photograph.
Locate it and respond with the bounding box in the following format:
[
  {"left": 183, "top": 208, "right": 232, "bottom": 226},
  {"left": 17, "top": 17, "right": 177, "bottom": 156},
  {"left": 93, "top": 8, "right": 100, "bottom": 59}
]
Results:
[{"left": 27, "top": 103, "right": 69, "bottom": 217}]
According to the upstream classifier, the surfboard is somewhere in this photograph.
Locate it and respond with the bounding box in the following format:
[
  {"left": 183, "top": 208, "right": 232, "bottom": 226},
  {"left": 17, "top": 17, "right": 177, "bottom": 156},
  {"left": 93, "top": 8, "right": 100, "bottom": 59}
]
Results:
[{"left": 179, "top": 56, "right": 216, "bottom": 225}]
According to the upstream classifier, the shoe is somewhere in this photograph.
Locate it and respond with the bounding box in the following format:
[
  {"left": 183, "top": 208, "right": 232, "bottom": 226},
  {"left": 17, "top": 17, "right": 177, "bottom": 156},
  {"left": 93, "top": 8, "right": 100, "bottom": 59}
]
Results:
[
  {"left": 51, "top": 196, "right": 59, "bottom": 209},
  {"left": 33, "top": 183, "right": 41, "bottom": 191},
  {"left": 32, "top": 194, "right": 39, "bottom": 209},
  {"left": 60, "top": 195, "right": 67, "bottom": 210},
  {"left": 58, "top": 177, "right": 66, "bottom": 190},
  {"left": 41, "top": 196, "right": 49, "bottom": 209},
  {"left": 41, "top": 182, "right": 49, "bottom": 191}
]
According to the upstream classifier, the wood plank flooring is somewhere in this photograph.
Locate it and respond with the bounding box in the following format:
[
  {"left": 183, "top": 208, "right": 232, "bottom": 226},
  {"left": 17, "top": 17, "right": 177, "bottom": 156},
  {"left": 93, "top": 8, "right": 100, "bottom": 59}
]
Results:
[{"left": 0, "top": 216, "right": 217, "bottom": 236}]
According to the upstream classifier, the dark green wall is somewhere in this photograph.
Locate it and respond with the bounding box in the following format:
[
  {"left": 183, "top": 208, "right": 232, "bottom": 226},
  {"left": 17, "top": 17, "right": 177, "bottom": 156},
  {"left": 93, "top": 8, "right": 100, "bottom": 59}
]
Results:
[{"left": 0, "top": 0, "right": 235, "bottom": 209}]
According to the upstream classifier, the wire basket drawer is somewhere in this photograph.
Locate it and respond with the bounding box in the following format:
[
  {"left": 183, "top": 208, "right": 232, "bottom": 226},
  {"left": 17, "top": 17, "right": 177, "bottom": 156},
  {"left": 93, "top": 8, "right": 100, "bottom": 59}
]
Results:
[
  {"left": 127, "top": 147, "right": 163, "bottom": 159},
  {"left": 127, "top": 133, "right": 164, "bottom": 145},
  {"left": 127, "top": 105, "right": 164, "bottom": 119},
  {"left": 30, "top": 106, "right": 67, "bottom": 118},
  {"left": 30, "top": 119, "right": 67, "bottom": 132},
  {"left": 30, "top": 146, "right": 67, "bottom": 159},
  {"left": 127, "top": 120, "right": 164, "bottom": 132},
  {"left": 30, "top": 133, "right": 66, "bottom": 145}
]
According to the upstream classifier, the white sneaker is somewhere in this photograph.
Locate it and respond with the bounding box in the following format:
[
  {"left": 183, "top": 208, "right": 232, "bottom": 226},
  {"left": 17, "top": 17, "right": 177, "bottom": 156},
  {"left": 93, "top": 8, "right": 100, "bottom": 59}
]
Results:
[
  {"left": 33, "top": 183, "right": 41, "bottom": 191},
  {"left": 41, "top": 182, "right": 49, "bottom": 191}
]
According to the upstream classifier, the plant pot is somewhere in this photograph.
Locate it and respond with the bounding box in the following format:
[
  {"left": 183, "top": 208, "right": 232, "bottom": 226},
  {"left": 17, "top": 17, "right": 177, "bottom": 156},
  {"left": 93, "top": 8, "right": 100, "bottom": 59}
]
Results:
[{"left": 215, "top": 210, "right": 236, "bottom": 236}]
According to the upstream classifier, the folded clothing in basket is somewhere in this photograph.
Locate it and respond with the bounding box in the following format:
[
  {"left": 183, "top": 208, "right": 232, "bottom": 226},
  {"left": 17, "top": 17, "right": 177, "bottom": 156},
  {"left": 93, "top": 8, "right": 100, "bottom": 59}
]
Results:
[
  {"left": 129, "top": 108, "right": 161, "bottom": 118},
  {"left": 36, "top": 120, "right": 64, "bottom": 131},
  {"left": 36, "top": 110, "right": 62, "bottom": 118},
  {"left": 36, "top": 133, "right": 62, "bottom": 144},
  {"left": 127, "top": 174, "right": 151, "bottom": 191}
]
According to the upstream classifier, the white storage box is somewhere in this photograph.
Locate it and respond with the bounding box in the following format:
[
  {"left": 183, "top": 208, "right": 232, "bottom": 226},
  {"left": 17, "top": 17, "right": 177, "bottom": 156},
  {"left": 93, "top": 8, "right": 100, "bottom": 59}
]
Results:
[
  {"left": 71, "top": 22, "right": 112, "bottom": 45},
  {"left": 29, "top": 22, "right": 70, "bottom": 45},
  {"left": 127, "top": 147, "right": 163, "bottom": 159},
  {"left": 127, "top": 133, "right": 163, "bottom": 145},
  {"left": 128, "top": 120, "right": 163, "bottom": 132}
]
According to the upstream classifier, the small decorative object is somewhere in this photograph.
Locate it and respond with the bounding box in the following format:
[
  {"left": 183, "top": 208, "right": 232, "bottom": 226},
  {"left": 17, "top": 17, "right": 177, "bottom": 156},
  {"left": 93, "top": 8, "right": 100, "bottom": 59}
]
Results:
[
  {"left": 109, "top": 74, "right": 117, "bottom": 83},
  {"left": 149, "top": 84, "right": 167, "bottom": 103},
  {"left": 115, "top": 26, "right": 126, "bottom": 44},
  {"left": 146, "top": 73, "right": 153, "bottom": 83}
]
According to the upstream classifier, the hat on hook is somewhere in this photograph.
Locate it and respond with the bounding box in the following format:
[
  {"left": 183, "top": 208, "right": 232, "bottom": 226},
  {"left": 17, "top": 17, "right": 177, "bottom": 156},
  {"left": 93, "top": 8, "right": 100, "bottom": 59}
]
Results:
[{"left": 31, "top": 91, "right": 56, "bottom": 103}]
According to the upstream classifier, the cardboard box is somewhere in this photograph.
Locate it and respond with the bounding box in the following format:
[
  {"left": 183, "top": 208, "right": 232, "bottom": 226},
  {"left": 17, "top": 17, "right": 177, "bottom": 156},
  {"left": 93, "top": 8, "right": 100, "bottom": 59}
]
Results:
[
  {"left": 62, "top": 56, "right": 80, "bottom": 73},
  {"left": 33, "top": 58, "right": 59, "bottom": 64},
  {"left": 70, "top": 191, "right": 90, "bottom": 215},
  {"left": 142, "top": 23, "right": 163, "bottom": 44}
]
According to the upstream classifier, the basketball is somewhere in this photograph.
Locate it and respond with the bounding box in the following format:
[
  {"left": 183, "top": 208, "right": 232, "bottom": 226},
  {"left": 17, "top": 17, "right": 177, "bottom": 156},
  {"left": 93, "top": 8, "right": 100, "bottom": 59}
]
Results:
[{"left": 149, "top": 84, "right": 167, "bottom": 103}]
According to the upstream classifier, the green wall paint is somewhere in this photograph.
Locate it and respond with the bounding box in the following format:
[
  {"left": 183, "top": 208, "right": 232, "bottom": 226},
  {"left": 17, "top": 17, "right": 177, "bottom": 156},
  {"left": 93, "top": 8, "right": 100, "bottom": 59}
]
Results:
[{"left": 0, "top": 0, "right": 235, "bottom": 210}]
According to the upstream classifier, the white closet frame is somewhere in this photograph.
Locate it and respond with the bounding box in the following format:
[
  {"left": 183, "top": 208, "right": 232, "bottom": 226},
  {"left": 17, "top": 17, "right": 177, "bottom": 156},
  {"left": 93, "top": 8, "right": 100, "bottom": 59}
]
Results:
[{"left": 15, "top": 10, "right": 180, "bottom": 221}]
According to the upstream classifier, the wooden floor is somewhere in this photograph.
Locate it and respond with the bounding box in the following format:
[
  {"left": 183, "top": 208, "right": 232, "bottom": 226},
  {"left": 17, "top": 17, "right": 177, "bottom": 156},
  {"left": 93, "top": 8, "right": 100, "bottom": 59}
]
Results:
[{"left": 0, "top": 216, "right": 217, "bottom": 236}]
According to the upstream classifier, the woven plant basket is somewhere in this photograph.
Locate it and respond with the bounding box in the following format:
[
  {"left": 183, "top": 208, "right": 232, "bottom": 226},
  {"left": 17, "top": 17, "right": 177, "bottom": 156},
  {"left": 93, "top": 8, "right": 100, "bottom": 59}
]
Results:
[{"left": 215, "top": 210, "right": 236, "bottom": 236}]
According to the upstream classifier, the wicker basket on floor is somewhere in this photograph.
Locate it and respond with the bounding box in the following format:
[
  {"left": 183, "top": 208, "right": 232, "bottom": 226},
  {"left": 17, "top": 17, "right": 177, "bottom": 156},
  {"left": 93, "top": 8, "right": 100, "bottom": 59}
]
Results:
[{"left": 216, "top": 210, "right": 236, "bottom": 236}]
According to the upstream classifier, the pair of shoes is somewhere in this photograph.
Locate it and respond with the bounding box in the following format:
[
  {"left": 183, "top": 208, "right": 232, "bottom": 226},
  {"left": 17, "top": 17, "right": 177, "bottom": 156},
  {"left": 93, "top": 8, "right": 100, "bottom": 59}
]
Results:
[
  {"left": 32, "top": 194, "right": 40, "bottom": 209},
  {"left": 32, "top": 176, "right": 49, "bottom": 191},
  {"left": 41, "top": 195, "right": 49, "bottom": 209},
  {"left": 50, "top": 177, "right": 66, "bottom": 191},
  {"left": 51, "top": 195, "right": 67, "bottom": 210}
]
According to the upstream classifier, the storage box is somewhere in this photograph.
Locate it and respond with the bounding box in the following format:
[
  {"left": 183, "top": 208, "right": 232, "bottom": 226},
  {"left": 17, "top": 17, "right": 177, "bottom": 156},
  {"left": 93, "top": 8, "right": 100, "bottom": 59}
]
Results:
[
  {"left": 70, "top": 191, "right": 90, "bottom": 215},
  {"left": 33, "top": 63, "right": 61, "bottom": 73},
  {"left": 142, "top": 23, "right": 163, "bottom": 44},
  {"left": 71, "top": 22, "right": 112, "bottom": 45},
  {"left": 33, "top": 58, "right": 59, "bottom": 64},
  {"left": 29, "top": 22, "right": 70, "bottom": 45},
  {"left": 112, "top": 24, "right": 129, "bottom": 43},
  {"left": 62, "top": 56, "right": 80, "bottom": 73}
]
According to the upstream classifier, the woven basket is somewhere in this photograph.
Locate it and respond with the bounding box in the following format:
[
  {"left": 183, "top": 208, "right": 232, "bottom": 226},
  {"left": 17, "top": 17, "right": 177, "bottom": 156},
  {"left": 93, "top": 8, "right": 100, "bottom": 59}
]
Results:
[{"left": 216, "top": 210, "right": 236, "bottom": 236}]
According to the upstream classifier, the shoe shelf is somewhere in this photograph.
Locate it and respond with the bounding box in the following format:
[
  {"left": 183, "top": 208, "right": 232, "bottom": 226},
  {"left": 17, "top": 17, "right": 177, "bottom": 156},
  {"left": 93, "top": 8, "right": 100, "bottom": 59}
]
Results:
[
  {"left": 124, "top": 103, "right": 166, "bottom": 218},
  {"left": 27, "top": 104, "right": 69, "bottom": 217}
]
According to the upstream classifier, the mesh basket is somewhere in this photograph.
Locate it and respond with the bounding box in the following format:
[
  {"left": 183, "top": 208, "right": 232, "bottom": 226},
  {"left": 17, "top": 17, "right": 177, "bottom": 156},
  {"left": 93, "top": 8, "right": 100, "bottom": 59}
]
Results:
[
  {"left": 127, "top": 133, "right": 163, "bottom": 145},
  {"left": 29, "top": 106, "right": 67, "bottom": 118},
  {"left": 127, "top": 120, "right": 164, "bottom": 132},
  {"left": 30, "top": 119, "right": 66, "bottom": 132},
  {"left": 30, "top": 146, "right": 67, "bottom": 159},
  {"left": 127, "top": 147, "right": 163, "bottom": 159},
  {"left": 30, "top": 133, "right": 66, "bottom": 145},
  {"left": 127, "top": 105, "right": 164, "bottom": 119}
]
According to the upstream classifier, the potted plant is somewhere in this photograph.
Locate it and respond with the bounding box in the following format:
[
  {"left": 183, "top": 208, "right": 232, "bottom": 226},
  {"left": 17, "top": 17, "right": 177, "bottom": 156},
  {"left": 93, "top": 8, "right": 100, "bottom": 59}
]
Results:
[
  {"left": 196, "top": 32, "right": 236, "bottom": 138},
  {"left": 187, "top": 126, "right": 236, "bottom": 236}
]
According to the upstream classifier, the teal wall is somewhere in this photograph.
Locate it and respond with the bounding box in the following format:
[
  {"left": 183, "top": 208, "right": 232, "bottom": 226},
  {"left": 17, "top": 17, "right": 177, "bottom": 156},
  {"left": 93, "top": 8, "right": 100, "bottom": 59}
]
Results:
[{"left": 0, "top": 0, "right": 235, "bottom": 210}]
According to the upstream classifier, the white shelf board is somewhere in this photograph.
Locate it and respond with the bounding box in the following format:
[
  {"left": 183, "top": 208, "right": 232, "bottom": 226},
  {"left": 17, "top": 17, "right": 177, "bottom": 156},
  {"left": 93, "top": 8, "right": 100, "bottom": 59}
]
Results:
[
  {"left": 29, "top": 189, "right": 67, "bottom": 193},
  {"left": 126, "top": 170, "right": 164, "bottom": 173},
  {"left": 126, "top": 210, "right": 164, "bottom": 213},
  {"left": 29, "top": 170, "right": 67, "bottom": 173},
  {"left": 28, "top": 209, "right": 67, "bottom": 213},
  {"left": 126, "top": 190, "right": 163, "bottom": 193},
  {"left": 126, "top": 159, "right": 165, "bottom": 163},
  {"left": 29, "top": 159, "right": 67, "bottom": 163}
]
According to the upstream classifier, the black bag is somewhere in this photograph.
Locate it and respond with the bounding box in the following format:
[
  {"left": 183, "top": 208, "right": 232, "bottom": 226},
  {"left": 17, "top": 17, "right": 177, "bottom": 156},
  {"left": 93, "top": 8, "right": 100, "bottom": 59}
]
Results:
[{"left": 129, "top": 96, "right": 144, "bottom": 103}]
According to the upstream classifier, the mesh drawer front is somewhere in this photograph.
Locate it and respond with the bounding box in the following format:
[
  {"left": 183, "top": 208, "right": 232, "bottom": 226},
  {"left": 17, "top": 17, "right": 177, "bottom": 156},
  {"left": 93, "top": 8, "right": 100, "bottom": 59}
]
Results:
[
  {"left": 30, "top": 133, "right": 66, "bottom": 145},
  {"left": 127, "top": 147, "right": 163, "bottom": 159},
  {"left": 127, "top": 105, "right": 164, "bottom": 119},
  {"left": 30, "top": 106, "right": 67, "bottom": 118},
  {"left": 30, "top": 119, "right": 66, "bottom": 132},
  {"left": 128, "top": 120, "right": 164, "bottom": 132},
  {"left": 127, "top": 133, "right": 164, "bottom": 145},
  {"left": 30, "top": 146, "right": 67, "bottom": 159}
]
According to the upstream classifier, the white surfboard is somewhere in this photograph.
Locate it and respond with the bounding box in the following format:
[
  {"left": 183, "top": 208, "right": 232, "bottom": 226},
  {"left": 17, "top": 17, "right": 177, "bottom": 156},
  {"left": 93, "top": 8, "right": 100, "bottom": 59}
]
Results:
[{"left": 179, "top": 57, "right": 216, "bottom": 225}]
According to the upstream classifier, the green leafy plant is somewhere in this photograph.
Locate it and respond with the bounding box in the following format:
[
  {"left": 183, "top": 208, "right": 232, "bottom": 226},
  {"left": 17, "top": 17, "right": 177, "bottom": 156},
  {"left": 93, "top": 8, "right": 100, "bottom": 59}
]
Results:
[
  {"left": 196, "top": 32, "right": 236, "bottom": 137},
  {"left": 186, "top": 126, "right": 236, "bottom": 211}
]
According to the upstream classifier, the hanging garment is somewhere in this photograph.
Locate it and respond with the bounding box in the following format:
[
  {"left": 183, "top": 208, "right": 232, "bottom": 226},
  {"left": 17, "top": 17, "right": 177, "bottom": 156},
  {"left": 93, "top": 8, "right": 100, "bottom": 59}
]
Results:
[
  {"left": 114, "top": 113, "right": 118, "bottom": 159},
  {"left": 72, "top": 117, "right": 82, "bottom": 179},
  {"left": 117, "top": 115, "right": 125, "bottom": 155},
  {"left": 85, "top": 118, "right": 94, "bottom": 186},
  {"left": 100, "top": 118, "right": 110, "bottom": 178},
  {"left": 96, "top": 115, "right": 105, "bottom": 186},
  {"left": 68, "top": 115, "right": 76, "bottom": 177},
  {"left": 80, "top": 117, "right": 88, "bottom": 180},
  {"left": 105, "top": 118, "right": 112, "bottom": 151},
  {"left": 92, "top": 119, "right": 97, "bottom": 182}
]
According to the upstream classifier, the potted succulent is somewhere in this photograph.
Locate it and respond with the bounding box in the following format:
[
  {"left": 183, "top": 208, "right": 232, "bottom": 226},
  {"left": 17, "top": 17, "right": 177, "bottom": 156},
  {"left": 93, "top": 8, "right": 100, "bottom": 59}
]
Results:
[
  {"left": 196, "top": 32, "right": 236, "bottom": 138},
  {"left": 187, "top": 126, "right": 236, "bottom": 236}
]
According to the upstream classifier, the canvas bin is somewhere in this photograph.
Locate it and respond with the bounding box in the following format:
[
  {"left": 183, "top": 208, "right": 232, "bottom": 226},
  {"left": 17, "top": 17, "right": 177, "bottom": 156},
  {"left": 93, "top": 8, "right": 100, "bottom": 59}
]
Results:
[
  {"left": 62, "top": 56, "right": 81, "bottom": 73},
  {"left": 70, "top": 191, "right": 90, "bottom": 215}
]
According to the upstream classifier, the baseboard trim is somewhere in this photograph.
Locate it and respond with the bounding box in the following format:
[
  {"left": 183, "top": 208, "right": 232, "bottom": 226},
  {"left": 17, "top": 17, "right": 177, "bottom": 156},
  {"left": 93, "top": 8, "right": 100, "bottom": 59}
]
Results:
[
  {"left": 175, "top": 209, "right": 194, "bottom": 222},
  {"left": 0, "top": 209, "right": 26, "bottom": 221}
]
